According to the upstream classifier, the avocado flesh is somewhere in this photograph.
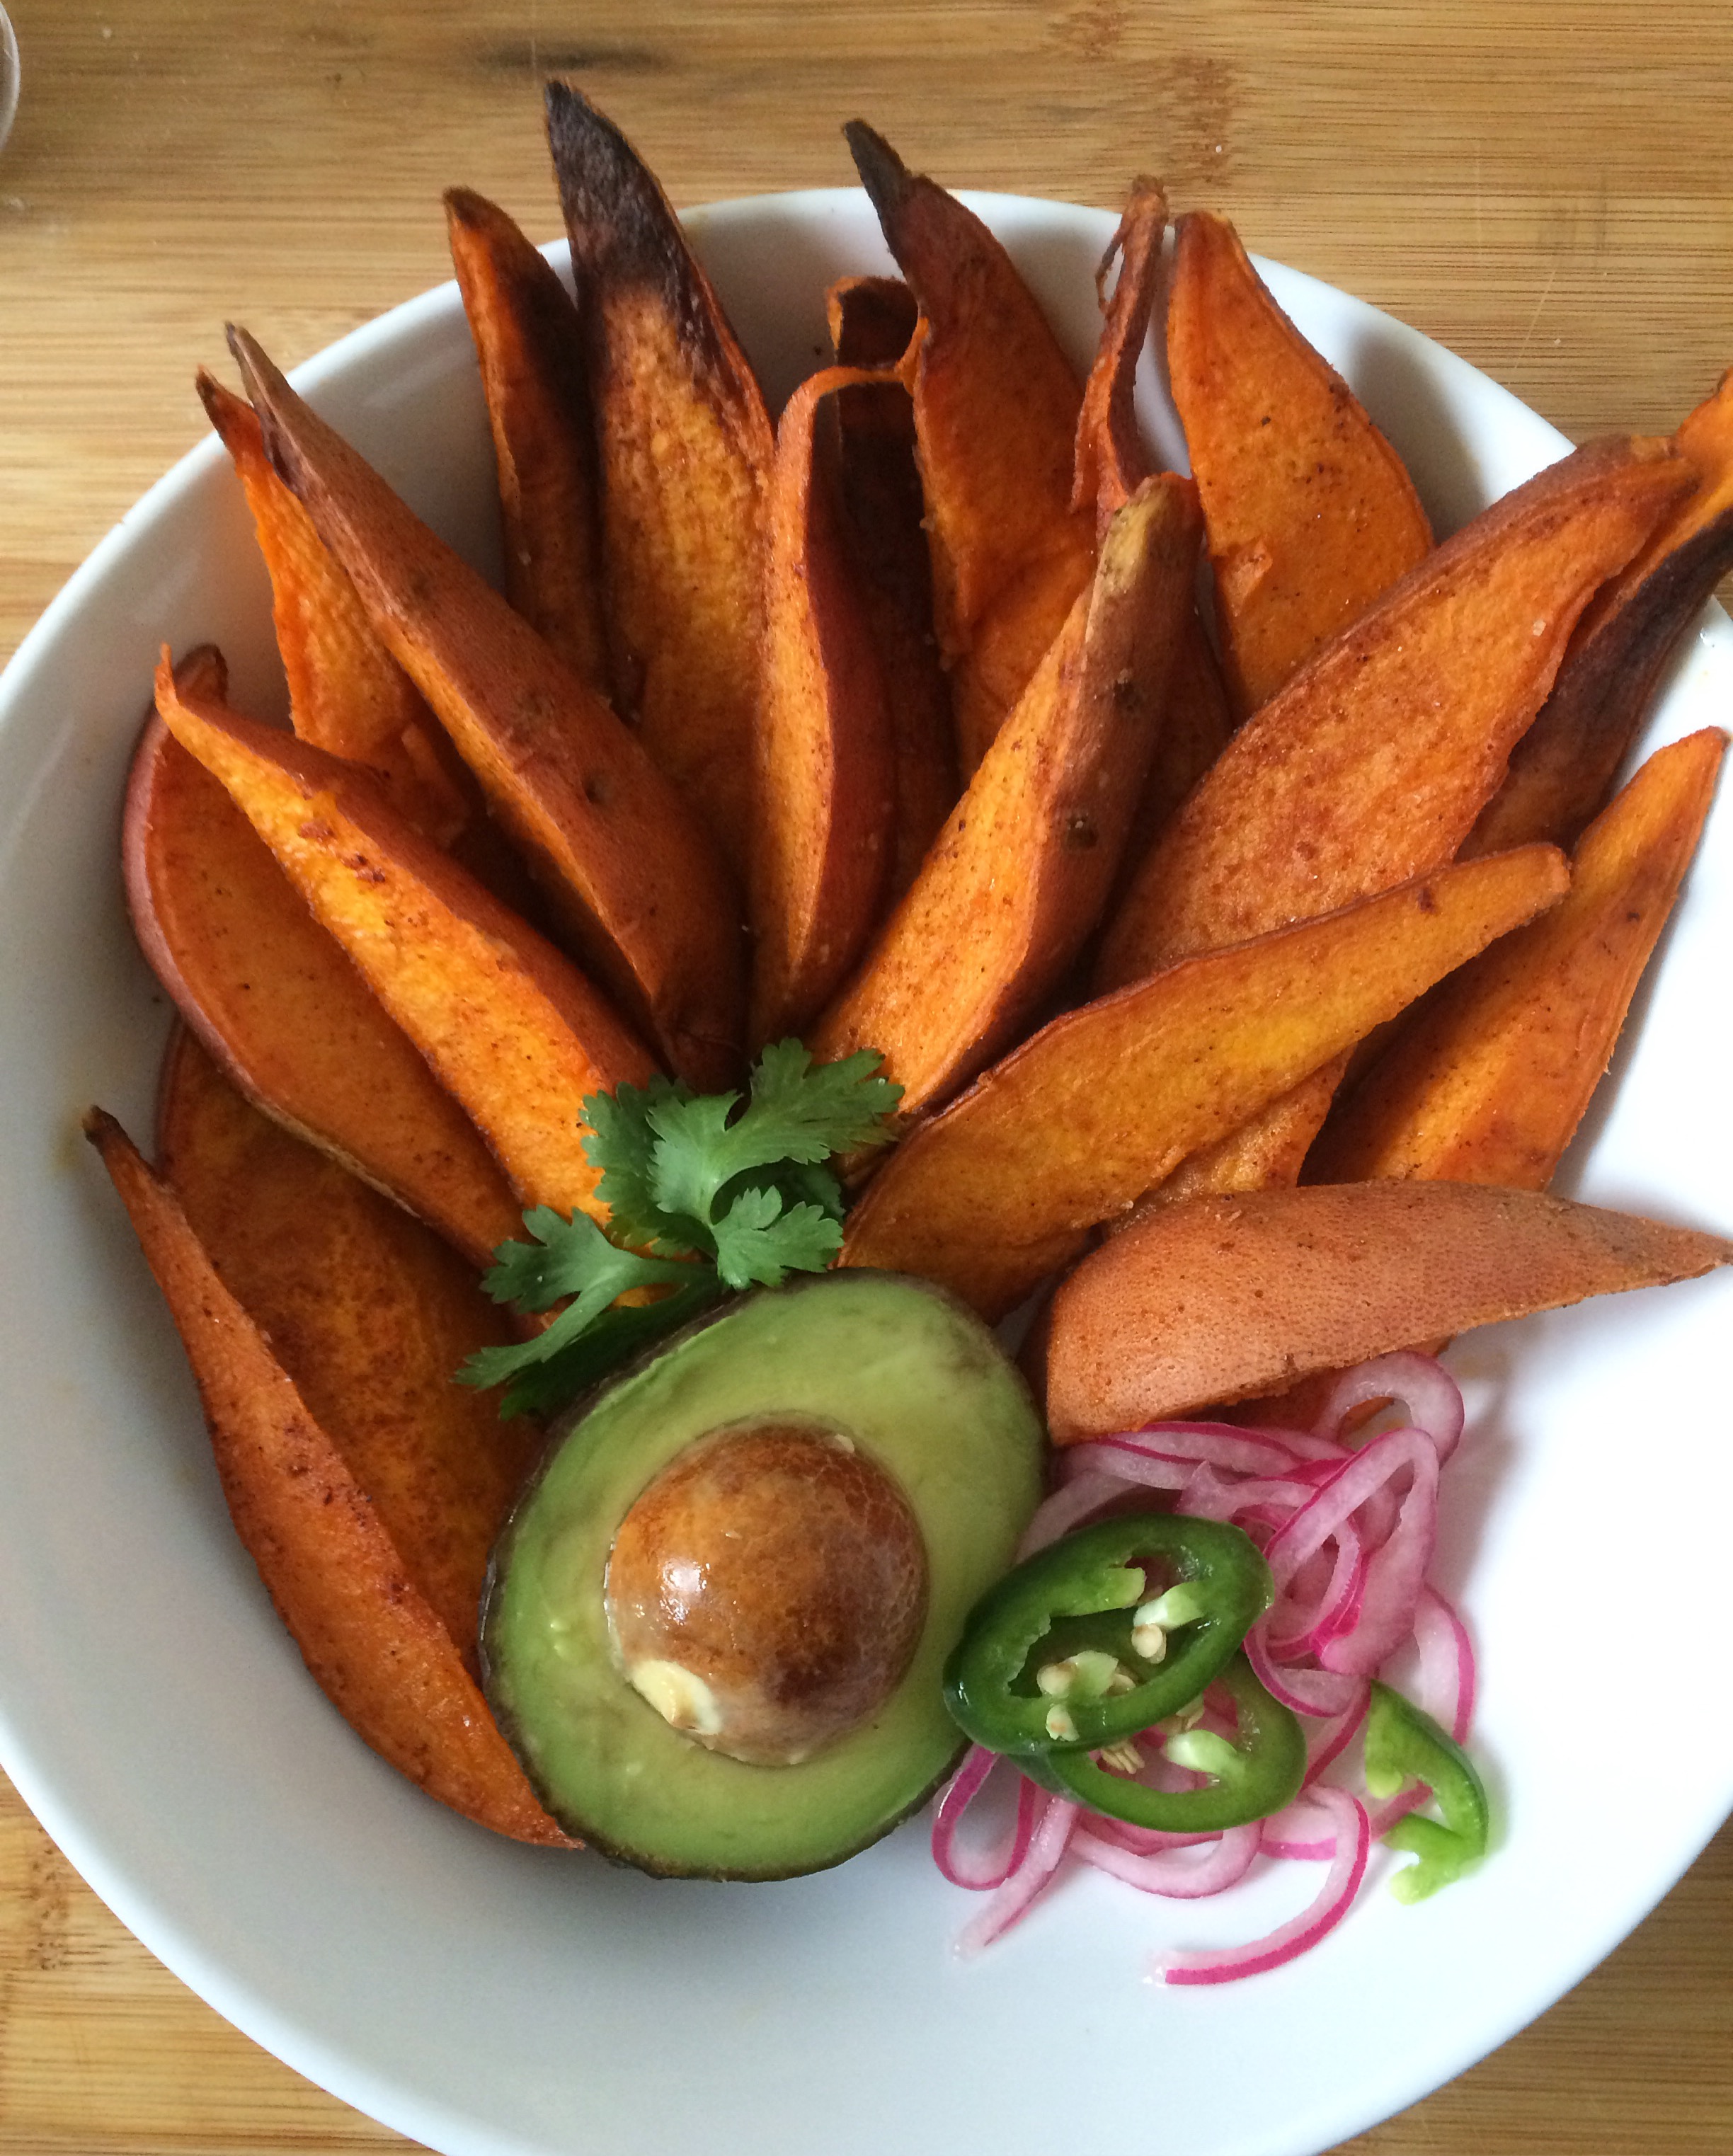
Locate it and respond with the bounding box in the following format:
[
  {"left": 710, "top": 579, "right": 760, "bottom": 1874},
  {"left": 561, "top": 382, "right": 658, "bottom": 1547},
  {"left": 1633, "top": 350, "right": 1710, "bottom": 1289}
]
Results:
[{"left": 481, "top": 1271, "right": 1046, "bottom": 1880}]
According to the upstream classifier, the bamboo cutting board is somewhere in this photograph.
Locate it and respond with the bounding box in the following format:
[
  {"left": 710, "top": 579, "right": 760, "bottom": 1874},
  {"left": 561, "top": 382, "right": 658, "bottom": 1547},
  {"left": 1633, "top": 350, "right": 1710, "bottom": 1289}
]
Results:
[{"left": 3, "top": 2, "right": 1732, "bottom": 2150}]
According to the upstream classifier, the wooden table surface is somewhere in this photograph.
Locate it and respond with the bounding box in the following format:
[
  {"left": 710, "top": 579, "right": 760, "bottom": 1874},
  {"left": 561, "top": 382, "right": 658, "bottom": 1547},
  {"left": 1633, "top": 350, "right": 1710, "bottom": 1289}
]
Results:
[{"left": 3, "top": 3, "right": 1731, "bottom": 2150}]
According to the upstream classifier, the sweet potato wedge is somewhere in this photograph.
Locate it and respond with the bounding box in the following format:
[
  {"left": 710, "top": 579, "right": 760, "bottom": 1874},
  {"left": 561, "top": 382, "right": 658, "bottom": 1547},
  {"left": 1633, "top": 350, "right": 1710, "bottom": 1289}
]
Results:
[
  {"left": 125, "top": 672, "right": 520, "bottom": 1271},
  {"left": 828, "top": 277, "right": 956, "bottom": 897},
  {"left": 750, "top": 367, "right": 896, "bottom": 1046},
  {"left": 86, "top": 1108, "right": 569, "bottom": 1846},
  {"left": 1097, "top": 434, "right": 1695, "bottom": 990},
  {"left": 197, "top": 372, "right": 472, "bottom": 847},
  {"left": 809, "top": 472, "right": 1200, "bottom": 1130},
  {"left": 1072, "top": 181, "right": 1234, "bottom": 881},
  {"left": 156, "top": 1030, "right": 538, "bottom": 1666},
  {"left": 1041, "top": 1181, "right": 1733, "bottom": 1439},
  {"left": 845, "top": 122, "right": 1097, "bottom": 779},
  {"left": 545, "top": 81, "right": 774, "bottom": 876},
  {"left": 840, "top": 844, "right": 1570, "bottom": 1319},
  {"left": 154, "top": 656, "right": 655, "bottom": 1222},
  {"left": 446, "top": 186, "right": 612, "bottom": 699},
  {"left": 227, "top": 325, "right": 743, "bottom": 1091},
  {"left": 1167, "top": 210, "right": 1434, "bottom": 719},
  {"left": 1310, "top": 728, "right": 1727, "bottom": 1188},
  {"left": 1468, "top": 367, "right": 1733, "bottom": 856}
]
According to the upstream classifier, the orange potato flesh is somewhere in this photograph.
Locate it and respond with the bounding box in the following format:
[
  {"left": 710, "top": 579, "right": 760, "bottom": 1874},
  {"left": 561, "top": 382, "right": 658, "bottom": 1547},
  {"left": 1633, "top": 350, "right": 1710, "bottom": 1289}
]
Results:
[
  {"left": 828, "top": 276, "right": 958, "bottom": 899},
  {"left": 750, "top": 366, "right": 897, "bottom": 1046},
  {"left": 1468, "top": 368, "right": 1733, "bottom": 856},
  {"left": 196, "top": 372, "right": 471, "bottom": 848},
  {"left": 445, "top": 186, "right": 612, "bottom": 700},
  {"left": 1097, "top": 434, "right": 1695, "bottom": 992},
  {"left": 156, "top": 1030, "right": 539, "bottom": 1668},
  {"left": 227, "top": 326, "right": 743, "bottom": 1093},
  {"left": 1167, "top": 210, "right": 1434, "bottom": 721},
  {"left": 809, "top": 472, "right": 1200, "bottom": 1130},
  {"left": 545, "top": 81, "right": 774, "bottom": 878},
  {"left": 1041, "top": 1181, "right": 1733, "bottom": 1440},
  {"left": 125, "top": 689, "right": 521, "bottom": 1272},
  {"left": 154, "top": 658, "right": 655, "bottom": 1223},
  {"left": 85, "top": 1109, "right": 570, "bottom": 1846},
  {"left": 840, "top": 844, "right": 1569, "bottom": 1319},
  {"left": 845, "top": 121, "right": 1097, "bottom": 779},
  {"left": 1310, "top": 728, "right": 1728, "bottom": 1188},
  {"left": 1072, "top": 180, "right": 1235, "bottom": 885}
]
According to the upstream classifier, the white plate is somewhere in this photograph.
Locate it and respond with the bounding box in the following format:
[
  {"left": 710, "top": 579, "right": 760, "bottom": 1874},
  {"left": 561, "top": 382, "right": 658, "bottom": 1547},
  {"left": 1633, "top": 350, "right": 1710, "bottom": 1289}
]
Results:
[{"left": 1, "top": 188, "right": 1729, "bottom": 2156}]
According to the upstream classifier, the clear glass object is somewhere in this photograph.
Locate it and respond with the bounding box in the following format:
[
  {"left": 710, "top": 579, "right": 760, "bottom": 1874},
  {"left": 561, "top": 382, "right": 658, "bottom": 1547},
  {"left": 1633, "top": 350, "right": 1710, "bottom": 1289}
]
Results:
[{"left": 0, "top": 8, "right": 17, "bottom": 155}]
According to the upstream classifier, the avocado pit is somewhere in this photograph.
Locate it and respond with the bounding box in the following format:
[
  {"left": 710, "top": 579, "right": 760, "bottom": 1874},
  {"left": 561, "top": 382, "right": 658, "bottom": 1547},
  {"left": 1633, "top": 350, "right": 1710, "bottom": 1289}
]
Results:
[{"left": 604, "top": 1418, "right": 929, "bottom": 1766}]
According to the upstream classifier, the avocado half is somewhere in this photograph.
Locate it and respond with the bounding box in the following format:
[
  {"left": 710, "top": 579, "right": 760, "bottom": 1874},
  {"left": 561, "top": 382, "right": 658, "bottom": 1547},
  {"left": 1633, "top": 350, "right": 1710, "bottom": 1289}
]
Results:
[{"left": 479, "top": 1270, "right": 1046, "bottom": 1880}]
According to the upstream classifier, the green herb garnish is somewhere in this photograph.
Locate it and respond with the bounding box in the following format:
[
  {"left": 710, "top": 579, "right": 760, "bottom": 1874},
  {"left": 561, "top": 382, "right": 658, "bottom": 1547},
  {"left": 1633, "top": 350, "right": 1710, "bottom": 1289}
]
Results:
[{"left": 459, "top": 1042, "right": 901, "bottom": 1416}]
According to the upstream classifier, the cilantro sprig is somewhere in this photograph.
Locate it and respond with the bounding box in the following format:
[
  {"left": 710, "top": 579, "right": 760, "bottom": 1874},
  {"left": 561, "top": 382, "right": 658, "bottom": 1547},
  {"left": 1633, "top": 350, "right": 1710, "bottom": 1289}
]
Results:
[{"left": 459, "top": 1043, "right": 900, "bottom": 1416}]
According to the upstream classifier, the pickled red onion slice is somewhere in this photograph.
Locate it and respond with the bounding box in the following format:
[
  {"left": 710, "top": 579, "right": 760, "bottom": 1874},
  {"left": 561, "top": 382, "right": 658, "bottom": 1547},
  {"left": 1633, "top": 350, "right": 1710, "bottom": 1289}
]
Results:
[
  {"left": 956, "top": 1791, "right": 1080, "bottom": 1954},
  {"left": 1157, "top": 1789, "right": 1371, "bottom": 1986},
  {"left": 1073, "top": 1820, "right": 1262, "bottom": 1899},
  {"left": 932, "top": 1745, "right": 1039, "bottom": 1890}
]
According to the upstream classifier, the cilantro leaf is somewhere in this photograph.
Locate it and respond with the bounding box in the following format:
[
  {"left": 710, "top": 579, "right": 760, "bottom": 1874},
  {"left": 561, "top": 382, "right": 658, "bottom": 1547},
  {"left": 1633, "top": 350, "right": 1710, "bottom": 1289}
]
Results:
[
  {"left": 463, "top": 1043, "right": 903, "bottom": 1418},
  {"left": 709, "top": 1186, "right": 844, "bottom": 1290}
]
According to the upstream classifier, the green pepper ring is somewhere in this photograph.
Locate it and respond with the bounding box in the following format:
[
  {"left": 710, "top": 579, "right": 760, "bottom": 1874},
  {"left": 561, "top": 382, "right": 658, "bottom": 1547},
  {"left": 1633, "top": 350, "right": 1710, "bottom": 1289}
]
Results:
[
  {"left": 1022, "top": 1651, "right": 1308, "bottom": 1830},
  {"left": 941, "top": 1512, "right": 1273, "bottom": 1757}
]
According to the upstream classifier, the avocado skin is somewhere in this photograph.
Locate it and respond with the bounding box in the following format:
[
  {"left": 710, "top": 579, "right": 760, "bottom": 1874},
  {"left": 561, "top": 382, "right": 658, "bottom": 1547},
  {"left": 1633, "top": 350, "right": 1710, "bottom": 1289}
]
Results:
[{"left": 479, "top": 1271, "right": 1046, "bottom": 1880}]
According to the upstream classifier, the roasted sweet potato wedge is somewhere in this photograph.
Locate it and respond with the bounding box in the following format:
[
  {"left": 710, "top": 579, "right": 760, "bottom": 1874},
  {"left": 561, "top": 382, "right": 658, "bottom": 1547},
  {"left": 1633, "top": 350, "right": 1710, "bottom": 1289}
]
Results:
[
  {"left": 154, "top": 656, "right": 655, "bottom": 1222},
  {"left": 446, "top": 186, "right": 612, "bottom": 699},
  {"left": 1468, "top": 367, "right": 1733, "bottom": 856},
  {"left": 545, "top": 81, "right": 774, "bottom": 876},
  {"left": 1097, "top": 435, "right": 1695, "bottom": 990},
  {"left": 840, "top": 844, "right": 1569, "bottom": 1319},
  {"left": 198, "top": 372, "right": 472, "bottom": 847},
  {"left": 750, "top": 366, "right": 896, "bottom": 1046},
  {"left": 1311, "top": 728, "right": 1727, "bottom": 1188},
  {"left": 828, "top": 276, "right": 956, "bottom": 897},
  {"left": 1167, "top": 210, "right": 1434, "bottom": 720},
  {"left": 810, "top": 472, "right": 1200, "bottom": 1129},
  {"left": 125, "top": 666, "right": 520, "bottom": 1271},
  {"left": 845, "top": 122, "right": 1097, "bottom": 779},
  {"left": 227, "top": 326, "right": 743, "bottom": 1091},
  {"left": 157, "top": 1030, "right": 538, "bottom": 1665},
  {"left": 1041, "top": 1181, "right": 1733, "bottom": 1439},
  {"left": 86, "top": 1108, "right": 569, "bottom": 1846},
  {"left": 1073, "top": 180, "right": 1234, "bottom": 881}
]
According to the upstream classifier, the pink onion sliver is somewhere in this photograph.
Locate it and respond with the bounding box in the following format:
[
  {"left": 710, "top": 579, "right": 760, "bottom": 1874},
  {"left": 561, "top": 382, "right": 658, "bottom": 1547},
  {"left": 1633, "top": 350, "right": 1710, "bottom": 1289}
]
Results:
[
  {"left": 1317, "top": 1437, "right": 1440, "bottom": 1675},
  {"left": 956, "top": 1793, "right": 1080, "bottom": 1954},
  {"left": 1117, "top": 1422, "right": 1320, "bottom": 1475},
  {"left": 1302, "top": 1690, "right": 1370, "bottom": 1787},
  {"left": 1270, "top": 1525, "right": 1364, "bottom": 1658},
  {"left": 931, "top": 1748, "right": 1039, "bottom": 1891},
  {"left": 1157, "top": 1789, "right": 1371, "bottom": 1985},
  {"left": 1017, "top": 1470, "right": 1127, "bottom": 1557},
  {"left": 1074, "top": 1820, "right": 1262, "bottom": 1899},
  {"left": 1245, "top": 1624, "right": 1364, "bottom": 1719},
  {"left": 1262, "top": 1424, "right": 1434, "bottom": 1596},
  {"left": 1083, "top": 1816, "right": 1226, "bottom": 1854},
  {"left": 1412, "top": 1586, "right": 1477, "bottom": 1743},
  {"left": 1313, "top": 1352, "right": 1463, "bottom": 1464}
]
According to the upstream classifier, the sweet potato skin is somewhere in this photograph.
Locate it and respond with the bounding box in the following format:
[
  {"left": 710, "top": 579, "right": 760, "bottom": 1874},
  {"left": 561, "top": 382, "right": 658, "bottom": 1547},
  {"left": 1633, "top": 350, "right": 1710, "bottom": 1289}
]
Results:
[
  {"left": 1468, "top": 368, "right": 1733, "bottom": 857},
  {"left": 154, "top": 658, "right": 655, "bottom": 1224},
  {"left": 445, "top": 186, "right": 612, "bottom": 700},
  {"left": 546, "top": 81, "right": 774, "bottom": 877},
  {"left": 828, "top": 276, "right": 956, "bottom": 898},
  {"left": 845, "top": 121, "right": 1097, "bottom": 779},
  {"left": 750, "top": 367, "right": 896, "bottom": 1046},
  {"left": 125, "top": 696, "right": 521, "bottom": 1271},
  {"left": 1167, "top": 210, "right": 1434, "bottom": 719},
  {"left": 1097, "top": 435, "right": 1695, "bottom": 990},
  {"left": 1311, "top": 728, "right": 1728, "bottom": 1188},
  {"left": 228, "top": 325, "right": 743, "bottom": 1093},
  {"left": 156, "top": 1031, "right": 538, "bottom": 1668},
  {"left": 86, "top": 1108, "right": 569, "bottom": 1846},
  {"left": 840, "top": 844, "right": 1570, "bottom": 1319},
  {"left": 809, "top": 473, "right": 1199, "bottom": 1130},
  {"left": 1041, "top": 1181, "right": 1733, "bottom": 1439}
]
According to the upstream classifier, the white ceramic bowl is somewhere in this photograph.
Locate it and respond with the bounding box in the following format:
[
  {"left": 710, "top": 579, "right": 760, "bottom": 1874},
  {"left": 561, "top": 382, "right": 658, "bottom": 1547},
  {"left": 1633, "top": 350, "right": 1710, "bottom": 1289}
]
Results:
[{"left": 1, "top": 190, "right": 1729, "bottom": 2156}]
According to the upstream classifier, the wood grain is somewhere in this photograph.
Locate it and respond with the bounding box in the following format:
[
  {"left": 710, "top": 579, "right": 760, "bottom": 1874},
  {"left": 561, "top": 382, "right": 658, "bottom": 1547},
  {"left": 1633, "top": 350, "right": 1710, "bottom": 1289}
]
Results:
[{"left": 2, "top": 2, "right": 1730, "bottom": 2150}]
